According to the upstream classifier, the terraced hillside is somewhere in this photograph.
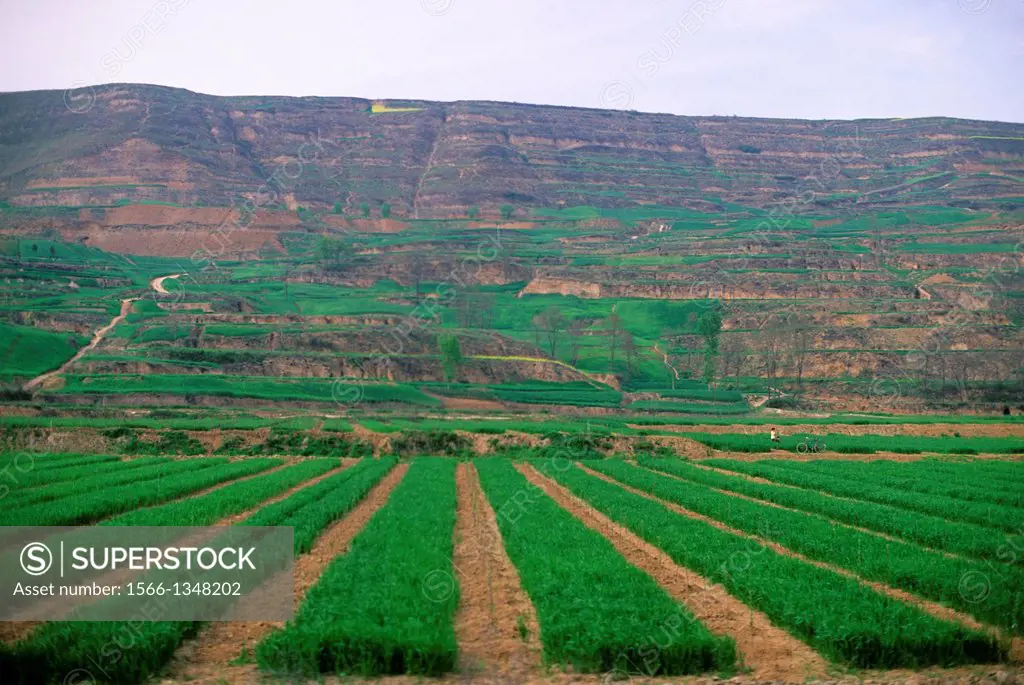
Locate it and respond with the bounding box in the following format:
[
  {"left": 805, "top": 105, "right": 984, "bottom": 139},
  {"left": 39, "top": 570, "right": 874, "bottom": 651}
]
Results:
[
  {"left": 0, "top": 85, "right": 1020, "bottom": 419},
  {"left": 1, "top": 84, "right": 1022, "bottom": 222}
]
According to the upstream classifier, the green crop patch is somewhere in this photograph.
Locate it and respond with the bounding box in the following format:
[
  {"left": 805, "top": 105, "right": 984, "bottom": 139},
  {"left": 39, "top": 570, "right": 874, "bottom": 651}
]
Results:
[
  {"left": 708, "top": 459, "right": 1024, "bottom": 533},
  {"left": 642, "top": 457, "right": 1022, "bottom": 563},
  {"left": 598, "top": 459, "right": 1024, "bottom": 636},
  {"left": 244, "top": 456, "right": 397, "bottom": 553},
  {"left": 105, "top": 459, "right": 338, "bottom": 526},
  {"left": 682, "top": 432, "right": 1024, "bottom": 455},
  {"left": 4, "top": 457, "right": 178, "bottom": 507},
  {"left": 786, "top": 460, "right": 1024, "bottom": 509},
  {"left": 55, "top": 374, "right": 441, "bottom": 407},
  {"left": 257, "top": 458, "right": 458, "bottom": 677},
  {"left": 476, "top": 459, "right": 736, "bottom": 676},
  {"left": 0, "top": 459, "right": 278, "bottom": 526},
  {"left": 546, "top": 461, "right": 1003, "bottom": 668},
  {"left": 0, "top": 323, "right": 88, "bottom": 381}
]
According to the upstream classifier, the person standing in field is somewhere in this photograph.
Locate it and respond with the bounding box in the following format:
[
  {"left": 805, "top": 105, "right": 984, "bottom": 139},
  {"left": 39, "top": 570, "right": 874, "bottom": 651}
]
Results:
[{"left": 770, "top": 427, "right": 780, "bottom": 444}]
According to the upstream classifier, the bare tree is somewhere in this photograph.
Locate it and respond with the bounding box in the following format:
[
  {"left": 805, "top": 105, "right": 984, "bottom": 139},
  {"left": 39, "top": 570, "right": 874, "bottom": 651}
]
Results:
[
  {"left": 409, "top": 254, "right": 427, "bottom": 297},
  {"left": 720, "top": 336, "right": 749, "bottom": 383},
  {"left": 567, "top": 319, "right": 586, "bottom": 367},
  {"left": 535, "top": 305, "right": 566, "bottom": 358},
  {"left": 786, "top": 315, "right": 815, "bottom": 386},
  {"left": 606, "top": 312, "right": 623, "bottom": 362},
  {"left": 621, "top": 331, "right": 639, "bottom": 380}
]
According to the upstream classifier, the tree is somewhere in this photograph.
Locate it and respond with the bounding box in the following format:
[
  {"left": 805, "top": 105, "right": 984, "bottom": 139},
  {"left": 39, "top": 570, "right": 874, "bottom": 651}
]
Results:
[
  {"left": 48, "top": 245, "right": 56, "bottom": 257},
  {"left": 698, "top": 310, "right": 723, "bottom": 388},
  {"left": 786, "top": 315, "right": 814, "bottom": 386},
  {"left": 438, "top": 334, "right": 462, "bottom": 386},
  {"left": 359, "top": 202, "right": 370, "bottom": 218},
  {"left": 409, "top": 254, "right": 427, "bottom": 297},
  {"left": 468, "top": 206, "right": 480, "bottom": 219},
  {"left": 380, "top": 202, "right": 391, "bottom": 219},
  {"left": 535, "top": 306, "right": 566, "bottom": 358},
  {"left": 317, "top": 235, "right": 351, "bottom": 271},
  {"left": 606, "top": 312, "right": 623, "bottom": 362},
  {"left": 30, "top": 244, "right": 37, "bottom": 253},
  {"left": 332, "top": 202, "right": 342, "bottom": 214},
  {"left": 500, "top": 204, "right": 514, "bottom": 220},
  {"left": 621, "top": 332, "right": 639, "bottom": 380},
  {"left": 567, "top": 319, "right": 586, "bottom": 366}
]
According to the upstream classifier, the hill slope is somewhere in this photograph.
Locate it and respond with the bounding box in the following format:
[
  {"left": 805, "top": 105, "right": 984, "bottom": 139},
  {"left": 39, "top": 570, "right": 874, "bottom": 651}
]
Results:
[{"left": 1, "top": 83, "right": 1022, "bottom": 217}]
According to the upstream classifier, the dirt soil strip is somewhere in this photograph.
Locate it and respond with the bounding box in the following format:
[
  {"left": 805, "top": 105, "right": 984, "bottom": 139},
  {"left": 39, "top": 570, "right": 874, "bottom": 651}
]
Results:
[
  {"left": 453, "top": 463, "right": 542, "bottom": 678},
  {"left": 168, "top": 462, "right": 411, "bottom": 684},
  {"left": 0, "top": 461, "right": 346, "bottom": 645},
  {"left": 578, "top": 464, "right": 1024, "bottom": 664},
  {"left": 516, "top": 463, "right": 829, "bottom": 682}
]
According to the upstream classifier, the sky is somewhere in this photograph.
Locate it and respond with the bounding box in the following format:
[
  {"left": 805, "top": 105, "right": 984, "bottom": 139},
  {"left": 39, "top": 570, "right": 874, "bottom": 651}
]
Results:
[{"left": 1, "top": 0, "right": 1022, "bottom": 122}]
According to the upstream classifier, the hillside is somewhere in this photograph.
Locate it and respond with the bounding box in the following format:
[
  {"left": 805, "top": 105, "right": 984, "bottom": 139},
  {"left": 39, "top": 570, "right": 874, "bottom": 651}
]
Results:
[
  {"left": 0, "top": 84, "right": 1021, "bottom": 418},
  {"left": 1, "top": 83, "right": 1022, "bottom": 219}
]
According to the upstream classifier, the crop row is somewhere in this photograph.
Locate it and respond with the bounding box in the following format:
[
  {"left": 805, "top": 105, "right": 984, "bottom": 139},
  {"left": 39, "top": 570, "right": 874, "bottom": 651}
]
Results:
[
  {"left": 257, "top": 458, "right": 458, "bottom": 677},
  {"left": 7, "top": 458, "right": 191, "bottom": 507},
  {"left": 0, "top": 459, "right": 279, "bottom": 526},
  {"left": 783, "top": 460, "right": 1024, "bottom": 509},
  {"left": 708, "top": 459, "right": 1024, "bottom": 533},
  {"left": 106, "top": 458, "right": 338, "bottom": 526},
  {"left": 1, "top": 459, "right": 394, "bottom": 684},
  {"left": 598, "top": 459, "right": 1023, "bottom": 635},
  {"left": 477, "top": 460, "right": 735, "bottom": 676},
  {"left": 888, "top": 460, "right": 1024, "bottom": 489},
  {"left": 545, "top": 460, "right": 1003, "bottom": 668},
  {"left": 641, "top": 457, "right": 1017, "bottom": 563},
  {"left": 0, "top": 453, "right": 121, "bottom": 482},
  {"left": 245, "top": 456, "right": 397, "bottom": 553}
]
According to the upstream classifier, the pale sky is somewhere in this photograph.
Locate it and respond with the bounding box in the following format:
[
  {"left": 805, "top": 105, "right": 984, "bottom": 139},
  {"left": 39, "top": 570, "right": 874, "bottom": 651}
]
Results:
[{"left": 1, "top": 0, "right": 1022, "bottom": 122}]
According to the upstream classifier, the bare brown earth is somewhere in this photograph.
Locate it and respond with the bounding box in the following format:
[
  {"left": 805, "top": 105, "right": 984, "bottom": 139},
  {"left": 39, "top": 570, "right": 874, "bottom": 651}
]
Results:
[
  {"left": 167, "top": 461, "right": 410, "bottom": 683},
  {"left": 64, "top": 226, "right": 286, "bottom": 257},
  {"left": 579, "top": 464, "right": 1023, "bottom": 664},
  {"left": 453, "top": 463, "right": 542, "bottom": 678},
  {"left": 424, "top": 390, "right": 507, "bottom": 411},
  {"left": 350, "top": 421, "right": 392, "bottom": 455},
  {"left": 517, "top": 462, "right": 830, "bottom": 682}
]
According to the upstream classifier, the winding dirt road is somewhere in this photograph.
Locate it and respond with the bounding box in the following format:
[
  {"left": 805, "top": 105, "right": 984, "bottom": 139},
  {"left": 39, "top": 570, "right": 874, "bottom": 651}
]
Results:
[
  {"left": 150, "top": 273, "right": 182, "bottom": 294},
  {"left": 22, "top": 273, "right": 181, "bottom": 391}
]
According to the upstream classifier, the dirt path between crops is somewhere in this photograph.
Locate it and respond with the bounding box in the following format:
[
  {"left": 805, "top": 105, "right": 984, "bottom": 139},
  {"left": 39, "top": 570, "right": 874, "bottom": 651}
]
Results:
[
  {"left": 23, "top": 296, "right": 138, "bottom": 391},
  {"left": 517, "top": 463, "right": 830, "bottom": 682},
  {"left": 168, "top": 462, "right": 410, "bottom": 684},
  {"left": 0, "top": 460, "right": 343, "bottom": 644},
  {"left": 453, "top": 463, "right": 543, "bottom": 678},
  {"left": 580, "top": 465, "right": 1023, "bottom": 664}
]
